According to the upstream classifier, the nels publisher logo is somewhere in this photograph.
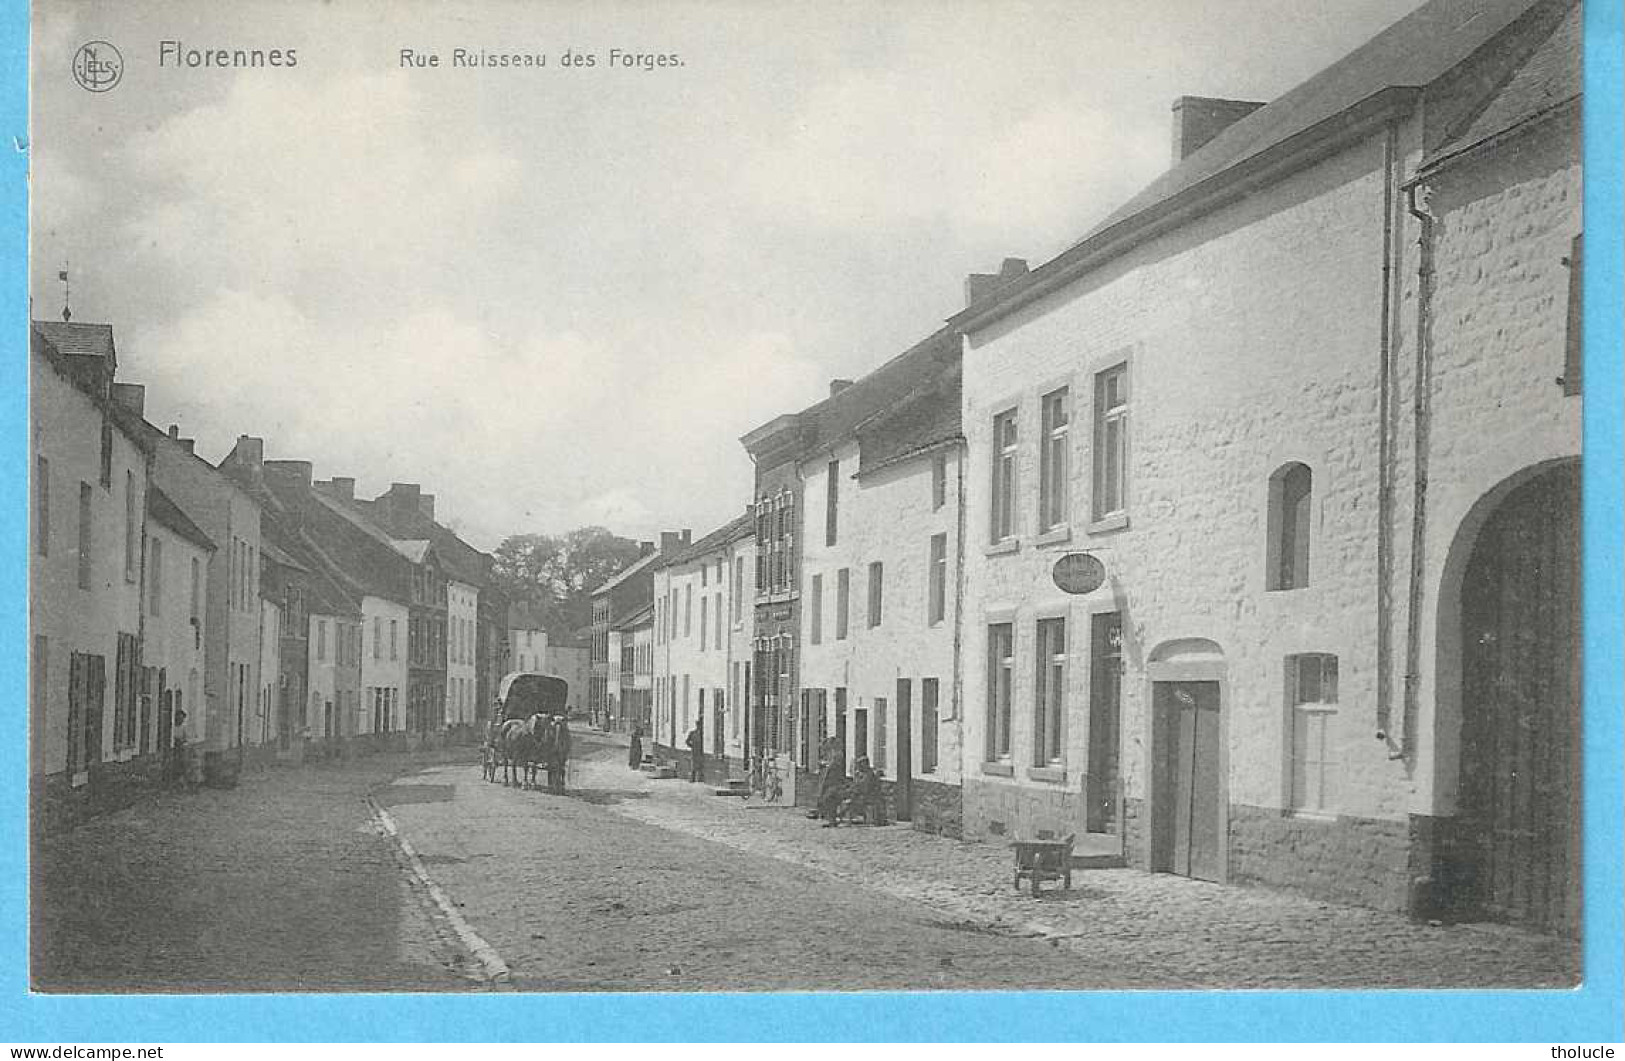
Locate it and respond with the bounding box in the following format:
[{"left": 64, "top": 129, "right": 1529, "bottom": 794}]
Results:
[{"left": 72, "top": 40, "right": 124, "bottom": 92}]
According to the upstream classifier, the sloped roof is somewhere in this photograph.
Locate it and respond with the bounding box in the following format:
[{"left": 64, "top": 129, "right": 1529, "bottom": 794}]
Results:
[
  {"left": 1091, "top": 0, "right": 1549, "bottom": 236},
  {"left": 1428, "top": 0, "right": 1579, "bottom": 165},
  {"left": 390, "top": 539, "right": 433, "bottom": 564},
  {"left": 665, "top": 512, "right": 754, "bottom": 569},
  {"left": 356, "top": 497, "right": 492, "bottom": 585},
  {"left": 260, "top": 538, "right": 309, "bottom": 573},
  {"left": 33, "top": 320, "right": 115, "bottom": 361},
  {"left": 857, "top": 360, "right": 962, "bottom": 476},
  {"left": 612, "top": 603, "right": 654, "bottom": 632},
  {"left": 593, "top": 548, "right": 664, "bottom": 596},
  {"left": 146, "top": 487, "right": 215, "bottom": 552},
  {"left": 508, "top": 600, "right": 546, "bottom": 630},
  {"left": 959, "top": 0, "right": 1562, "bottom": 333}
]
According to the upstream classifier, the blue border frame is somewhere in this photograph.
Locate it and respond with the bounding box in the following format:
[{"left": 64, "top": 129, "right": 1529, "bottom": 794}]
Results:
[{"left": 2, "top": 0, "right": 1620, "bottom": 1042}]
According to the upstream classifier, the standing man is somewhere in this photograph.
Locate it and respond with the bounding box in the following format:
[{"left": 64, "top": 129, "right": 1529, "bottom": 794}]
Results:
[{"left": 685, "top": 719, "right": 706, "bottom": 783}]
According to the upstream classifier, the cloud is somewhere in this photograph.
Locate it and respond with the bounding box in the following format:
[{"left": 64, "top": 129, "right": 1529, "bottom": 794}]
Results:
[{"left": 121, "top": 70, "right": 520, "bottom": 301}]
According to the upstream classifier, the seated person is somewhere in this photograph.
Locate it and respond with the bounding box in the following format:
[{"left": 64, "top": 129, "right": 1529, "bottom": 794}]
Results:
[{"left": 838, "top": 756, "right": 889, "bottom": 826}]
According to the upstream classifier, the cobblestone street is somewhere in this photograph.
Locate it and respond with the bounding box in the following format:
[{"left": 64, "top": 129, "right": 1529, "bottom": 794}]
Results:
[
  {"left": 32, "top": 733, "right": 1580, "bottom": 993},
  {"left": 31, "top": 752, "right": 477, "bottom": 992},
  {"left": 385, "top": 732, "right": 1580, "bottom": 991}
]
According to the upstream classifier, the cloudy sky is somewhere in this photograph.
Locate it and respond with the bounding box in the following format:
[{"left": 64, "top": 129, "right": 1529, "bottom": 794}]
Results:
[{"left": 32, "top": 0, "right": 1425, "bottom": 550}]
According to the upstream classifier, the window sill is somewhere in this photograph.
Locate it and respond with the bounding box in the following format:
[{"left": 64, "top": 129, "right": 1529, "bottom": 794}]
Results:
[
  {"left": 984, "top": 539, "right": 1020, "bottom": 557},
  {"left": 981, "top": 760, "right": 1014, "bottom": 777},
  {"left": 1026, "top": 765, "right": 1067, "bottom": 784},
  {"left": 1286, "top": 809, "right": 1338, "bottom": 823},
  {"left": 1033, "top": 526, "right": 1072, "bottom": 548},
  {"left": 1088, "top": 513, "right": 1129, "bottom": 535}
]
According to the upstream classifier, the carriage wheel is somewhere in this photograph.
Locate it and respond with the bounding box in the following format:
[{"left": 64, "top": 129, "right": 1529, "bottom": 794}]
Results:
[
  {"left": 1031, "top": 874, "right": 1043, "bottom": 899},
  {"left": 1013, "top": 871, "right": 1023, "bottom": 892}
]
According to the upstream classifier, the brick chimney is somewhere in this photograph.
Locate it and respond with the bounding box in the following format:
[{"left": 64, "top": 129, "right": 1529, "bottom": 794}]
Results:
[
  {"left": 1171, "top": 96, "right": 1265, "bottom": 163},
  {"left": 829, "top": 379, "right": 854, "bottom": 397},
  {"left": 659, "top": 529, "right": 693, "bottom": 554},
  {"left": 110, "top": 383, "right": 145, "bottom": 418},
  {"left": 639, "top": 541, "right": 655, "bottom": 557},
  {"left": 965, "top": 258, "right": 1030, "bottom": 308},
  {"left": 265, "top": 459, "right": 314, "bottom": 492},
  {"left": 232, "top": 435, "right": 265, "bottom": 470},
  {"left": 317, "top": 477, "right": 356, "bottom": 502},
  {"left": 167, "top": 424, "right": 180, "bottom": 439}
]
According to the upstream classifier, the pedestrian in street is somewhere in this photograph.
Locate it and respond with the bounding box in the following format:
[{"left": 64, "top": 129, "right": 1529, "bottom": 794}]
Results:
[
  {"left": 628, "top": 723, "right": 644, "bottom": 771},
  {"left": 814, "top": 736, "right": 847, "bottom": 826},
  {"left": 686, "top": 720, "right": 706, "bottom": 783},
  {"left": 549, "top": 715, "right": 572, "bottom": 793}
]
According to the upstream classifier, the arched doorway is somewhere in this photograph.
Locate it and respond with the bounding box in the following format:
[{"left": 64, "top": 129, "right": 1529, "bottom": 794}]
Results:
[{"left": 1455, "top": 461, "right": 1580, "bottom": 935}]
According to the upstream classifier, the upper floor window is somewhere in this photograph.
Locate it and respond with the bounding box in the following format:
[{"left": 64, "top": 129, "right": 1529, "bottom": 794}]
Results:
[
  {"left": 867, "top": 561, "right": 884, "bottom": 628},
  {"left": 99, "top": 420, "right": 112, "bottom": 488},
  {"left": 932, "top": 452, "right": 948, "bottom": 511},
  {"left": 809, "top": 574, "right": 823, "bottom": 645},
  {"left": 317, "top": 619, "right": 328, "bottom": 661},
  {"left": 1287, "top": 653, "right": 1339, "bottom": 814},
  {"left": 190, "top": 557, "right": 201, "bottom": 622},
  {"left": 77, "top": 482, "right": 92, "bottom": 590},
  {"left": 825, "top": 459, "right": 840, "bottom": 546},
  {"left": 124, "top": 471, "right": 138, "bottom": 583},
  {"left": 700, "top": 595, "right": 709, "bottom": 651},
  {"left": 1267, "top": 462, "right": 1313, "bottom": 591},
  {"left": 1093, "top": 364, "right": 1129, "bottom": 520},
  {"left": 1039, "top": 387, "right": 1070, "bottom": 533},
  {"left": 991, "top": 410, "right": 1018, "bottom": 542},
  {"left": 835, "top": 567, "right": 850, "bottom": 640},
  {"left": 34, "top": 456, "right": 49, "bottom": 557},
  {"left": 148, "top": 535, "right": 164, "bottom": 616},
  {"left": 733, "top": 556, "right": 745, "bottom": 623},
  {"left": 390, "top": 618, "right": 399, "bottom": 660},
  {"left": 684, "top": 583, "right": 693, "bottom": 637},
  {"left": 928, "top": 533, "right": 948, "bottom": 625}
]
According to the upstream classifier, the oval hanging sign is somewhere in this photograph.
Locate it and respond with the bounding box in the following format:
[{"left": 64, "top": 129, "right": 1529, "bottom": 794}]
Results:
[{"left": 1052, "top": 552, "right": 1105, "bottom": 595}]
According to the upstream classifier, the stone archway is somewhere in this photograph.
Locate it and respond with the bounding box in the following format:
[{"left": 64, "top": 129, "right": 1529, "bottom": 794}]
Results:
[{"left": 1437, "top": 460, "right": 1580, "bottom": 935}]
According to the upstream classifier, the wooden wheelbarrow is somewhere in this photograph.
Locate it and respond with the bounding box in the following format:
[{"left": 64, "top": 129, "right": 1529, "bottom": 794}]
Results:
[{"left": 1010, "top": 835, "right": 1075, "bottom": 897}]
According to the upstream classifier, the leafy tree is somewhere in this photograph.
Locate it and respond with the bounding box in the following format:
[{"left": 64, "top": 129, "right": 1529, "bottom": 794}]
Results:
[{"left": 491, "top": 526, "right": 642, "bottom": 637}]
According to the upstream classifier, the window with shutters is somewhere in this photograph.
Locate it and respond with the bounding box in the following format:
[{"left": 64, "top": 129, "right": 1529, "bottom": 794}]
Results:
[
  {"left": 835, "top": 568, "right": 850, "bottom": 640},
  {"left": 809, "top": 574, "right": 823, "bottom": 645},
  {"left": 77, "top": 482, "right": 92, "bottom": 590},
  {"left": 867, "top": 561, "right": 883, "bottom": 628},
  {"left": 928, "top": 533, "right": 948, "bottom": 625},
  {"left": 986, "top": 623, "right": 1014, "bottom": 761}
]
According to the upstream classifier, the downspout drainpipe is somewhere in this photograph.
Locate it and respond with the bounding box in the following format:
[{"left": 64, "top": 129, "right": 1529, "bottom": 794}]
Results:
[
  {"left": 1376, "top": 120, "right": 1399, "bottom": 750},
  {"left": 951, "top": 437, "right": 967, "bottom": 733},
  {"left": 1400, "top": 174, "right": 1438, "bottom": 763}
]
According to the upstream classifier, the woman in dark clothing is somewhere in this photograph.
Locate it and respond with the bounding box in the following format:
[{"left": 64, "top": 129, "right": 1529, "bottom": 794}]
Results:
[{"left": 628, "top": 724, "right": 644, "bottom": 770}]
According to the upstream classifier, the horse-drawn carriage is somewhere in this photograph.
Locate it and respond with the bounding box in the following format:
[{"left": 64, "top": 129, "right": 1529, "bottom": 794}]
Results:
[{"left": 484, "top": 672, "right": 573, "bottom": 791}]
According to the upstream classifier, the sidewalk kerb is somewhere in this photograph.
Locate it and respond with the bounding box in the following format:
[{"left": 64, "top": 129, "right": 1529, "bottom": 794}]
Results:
[{"left": 368, "top": 795, "right": 512, "bottom": 986}]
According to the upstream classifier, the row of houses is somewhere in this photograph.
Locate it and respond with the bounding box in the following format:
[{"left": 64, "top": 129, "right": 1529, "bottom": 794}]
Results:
[
  {"left": 593, "top": 0, "right": 1582, "bottom": 935},
  {"left": 28, "top": 320, "right": 588, "bottom": 827}
]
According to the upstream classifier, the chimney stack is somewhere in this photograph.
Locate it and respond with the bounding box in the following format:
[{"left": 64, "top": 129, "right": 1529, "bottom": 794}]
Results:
[
  {"left": 639, "top": 541, "right": 655, "bottom": 557},
  {"left": 167, "top": 424, "right": 180, "bottom": 439},
  {"left": 829, "top": 379, "right": 854, "bottom": 397},
  {"left": 233, "top": 435, "right": 265, "bottom": 470},
  {"left": 1171, "top": 96, "right": 1264, "bottom": 163},
  {"left": 265, "top": 459, "right": 314, "bottom": 492},
  {"left": 418, "top": 494, "right": 436, "bottom": 522},
  {"left": 111, "top": 383, "right": 145, "bottom": 418},
  {"left": 965, "top": 257, "right": 1030, "bottom": 308},
  {"left": 318, "top": 477, "right": 356, "bottom": 502}
]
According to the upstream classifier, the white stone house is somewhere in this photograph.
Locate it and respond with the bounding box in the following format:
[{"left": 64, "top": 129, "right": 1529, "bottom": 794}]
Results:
[
  {"left": 798, "top": 341, "right": 967, "bottom": 831},
  {"left": 951, "top": 0, "right": 1580, "bottom": 930},
  {"left": 141, "top": 488, "right": 214, "bottom": 758},
  {"left": 651, "top": 514, "right": 753, "bottom": 775},
  {"left": 29, "top": 323, "right": 153, "bottom": 812},
  {"left": 446, "top": 579, "right": 478, "bottom": 728}
]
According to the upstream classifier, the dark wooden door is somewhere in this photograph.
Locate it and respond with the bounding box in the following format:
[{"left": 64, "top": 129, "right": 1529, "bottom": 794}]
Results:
[
  {"left": 1459, "top": 463, "right": 1580, "bottom": 936},
  {"left": 895, "top": 679, "right": 913, "bottom": 820},
  {"left": 84, "top": 654, "right": 105, "bottom": 771},
  {"left": 1153, "top": 681, "right": 1222, "bottom": 882}
]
